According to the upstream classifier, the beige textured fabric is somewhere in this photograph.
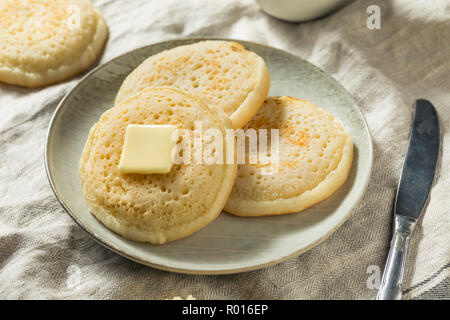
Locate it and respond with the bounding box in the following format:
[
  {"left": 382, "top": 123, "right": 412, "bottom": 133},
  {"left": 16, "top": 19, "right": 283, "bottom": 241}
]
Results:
[{"left": 0, "top": 0, "right": 448, "bottom": 299}]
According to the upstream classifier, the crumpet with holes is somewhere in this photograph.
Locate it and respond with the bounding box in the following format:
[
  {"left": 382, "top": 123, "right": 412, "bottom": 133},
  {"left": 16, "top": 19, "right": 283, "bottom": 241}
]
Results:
[
  {"left": 0, "top": 0, "right": 107, "bottom": 87},
  {"left": 79, "top": 87, "right": 237, "bottom": 244},
  {"left": 224, "top": 97, "right": 353, "bottom": 216},
  {"left": 115, "top": 41, "right": 270, "bottom": 129}
]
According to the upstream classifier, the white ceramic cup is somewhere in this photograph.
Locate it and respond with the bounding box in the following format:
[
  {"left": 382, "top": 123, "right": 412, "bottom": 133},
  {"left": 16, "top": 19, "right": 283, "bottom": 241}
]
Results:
[{"left": 255, "top": 0, "right": 350, "bottom": 22}]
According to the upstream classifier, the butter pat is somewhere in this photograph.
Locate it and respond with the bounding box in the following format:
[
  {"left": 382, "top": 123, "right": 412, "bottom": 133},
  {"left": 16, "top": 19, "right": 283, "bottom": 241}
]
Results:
[{"left": 119, "top": 124, "right": 178, "bottom": 174}]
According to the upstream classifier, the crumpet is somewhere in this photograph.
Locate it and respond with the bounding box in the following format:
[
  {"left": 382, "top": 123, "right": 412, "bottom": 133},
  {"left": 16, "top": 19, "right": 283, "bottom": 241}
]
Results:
[
  {"left": 115, "top": 41, "right": 270, "bottom": 129},
  {"left": 0, "top": 0, "right": 108, "bottom": 87},
  {"left": 225, "top": 97, "right": 353, "bottom": 216},
  {"left": 79, "top": 87, "right": 237, "bottom": 244}
]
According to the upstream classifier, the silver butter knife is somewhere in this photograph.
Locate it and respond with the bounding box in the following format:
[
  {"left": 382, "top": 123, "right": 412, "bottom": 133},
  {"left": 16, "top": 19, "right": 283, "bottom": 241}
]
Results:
[{"left": 377, "top": 99, "right": 440, "bottom": 300}]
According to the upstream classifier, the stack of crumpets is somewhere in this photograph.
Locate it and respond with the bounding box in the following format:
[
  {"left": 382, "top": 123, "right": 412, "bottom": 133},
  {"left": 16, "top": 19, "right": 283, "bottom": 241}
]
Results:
[{"left": 79, "top": 40, "right": 353, "bottom": 244}]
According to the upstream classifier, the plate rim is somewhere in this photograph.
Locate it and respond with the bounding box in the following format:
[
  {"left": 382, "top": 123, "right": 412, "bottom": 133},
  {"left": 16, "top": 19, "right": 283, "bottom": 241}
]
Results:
[{"left": 44, "top": 37, "right": 374, "bottom": 275}]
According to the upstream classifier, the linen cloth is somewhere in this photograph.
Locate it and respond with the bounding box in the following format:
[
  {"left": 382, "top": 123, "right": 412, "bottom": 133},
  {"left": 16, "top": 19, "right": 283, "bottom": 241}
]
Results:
[{"left": 0, "top": 0, "right": 448, "bottom": 299}]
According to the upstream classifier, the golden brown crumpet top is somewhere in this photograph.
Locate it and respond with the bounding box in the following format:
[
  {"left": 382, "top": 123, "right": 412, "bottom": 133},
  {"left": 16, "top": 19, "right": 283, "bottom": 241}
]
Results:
[{"left": 225, "top": 97, "right": 353, "bottom": 216}]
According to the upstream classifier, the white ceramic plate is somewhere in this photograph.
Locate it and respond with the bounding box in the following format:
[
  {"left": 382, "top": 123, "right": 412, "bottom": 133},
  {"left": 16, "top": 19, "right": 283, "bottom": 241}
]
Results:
[{"left": 45, "top": 38, "right": 373, "bottom": 274}]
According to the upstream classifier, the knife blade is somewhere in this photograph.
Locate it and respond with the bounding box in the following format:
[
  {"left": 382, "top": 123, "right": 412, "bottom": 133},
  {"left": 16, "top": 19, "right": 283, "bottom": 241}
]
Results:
[
  {"left": 395, "top": 99, "right": 440, "bottom": 219},
  {"left": 377, "top": 99, "right": 440, "bottom": 300}
]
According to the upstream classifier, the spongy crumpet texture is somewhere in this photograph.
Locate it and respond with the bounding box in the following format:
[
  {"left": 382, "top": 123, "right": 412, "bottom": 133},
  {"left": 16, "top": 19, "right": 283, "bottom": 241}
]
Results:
[
  {"left": 0, "top": 0, "right": 107, "bottom": 88},
  {"left": 115, "top": 41, "right": 270, "bottom": 129},
  {"left": 225, "top": 97, "right": 353, "bottom": 216},
  {"left": 79, "top": 87, "right": 237, "bottom": 244}
]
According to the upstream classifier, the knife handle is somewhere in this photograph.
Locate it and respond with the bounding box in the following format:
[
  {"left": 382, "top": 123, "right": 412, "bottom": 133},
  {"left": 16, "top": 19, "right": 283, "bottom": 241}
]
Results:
[{"left": 376, "top": 215, "right": 417, "bottom": 300}]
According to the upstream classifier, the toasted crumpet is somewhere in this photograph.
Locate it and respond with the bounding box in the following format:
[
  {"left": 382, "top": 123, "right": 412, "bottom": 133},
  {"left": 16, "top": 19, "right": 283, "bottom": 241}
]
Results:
[
  {"left": 0, "top": 0, "right": 108, "bottom": 87},
  {"left": 79, "top": 87, "right": 237, "bottom": 244},
  {"left": 225, "top": 97, "right": 353, "bottom": 216},
  {"left": 115, "top": 41, "right": 270, "bottom": 129}
]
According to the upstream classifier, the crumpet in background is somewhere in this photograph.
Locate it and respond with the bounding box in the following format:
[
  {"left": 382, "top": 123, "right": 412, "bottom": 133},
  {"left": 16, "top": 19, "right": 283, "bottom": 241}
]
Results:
[
  {"left": 0, "top": 0, "right": 107, "bottom": 87},
  {"left": 79, "top": 87, "right": 237, "bottom": 244}
]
